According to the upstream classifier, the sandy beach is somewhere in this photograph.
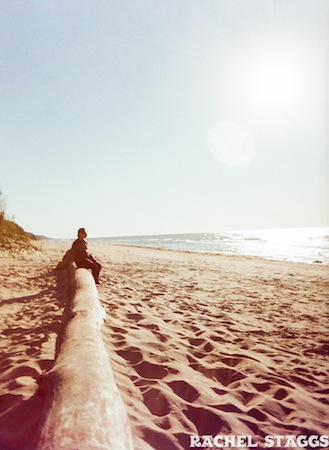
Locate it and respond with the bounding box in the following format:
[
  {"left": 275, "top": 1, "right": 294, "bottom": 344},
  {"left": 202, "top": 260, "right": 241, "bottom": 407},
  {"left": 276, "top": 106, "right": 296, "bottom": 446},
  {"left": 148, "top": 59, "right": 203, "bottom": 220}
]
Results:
[{"left": 0, "top": 241, "right": 328, "bottom": 450}]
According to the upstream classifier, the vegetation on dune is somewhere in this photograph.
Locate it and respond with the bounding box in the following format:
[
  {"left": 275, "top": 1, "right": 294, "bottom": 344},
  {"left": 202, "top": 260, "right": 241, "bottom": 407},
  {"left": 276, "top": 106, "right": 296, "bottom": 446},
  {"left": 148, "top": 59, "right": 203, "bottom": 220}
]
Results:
[{"left": 0, "top": 191, "right": 37, "bottom": 250}]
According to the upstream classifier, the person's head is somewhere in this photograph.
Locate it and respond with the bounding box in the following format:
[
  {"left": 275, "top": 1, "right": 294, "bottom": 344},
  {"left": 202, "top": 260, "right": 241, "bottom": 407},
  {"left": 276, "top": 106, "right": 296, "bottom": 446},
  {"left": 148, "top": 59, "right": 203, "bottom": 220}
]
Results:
[{"left": 77, "top": 228, "right": 87, "bottom": 239}]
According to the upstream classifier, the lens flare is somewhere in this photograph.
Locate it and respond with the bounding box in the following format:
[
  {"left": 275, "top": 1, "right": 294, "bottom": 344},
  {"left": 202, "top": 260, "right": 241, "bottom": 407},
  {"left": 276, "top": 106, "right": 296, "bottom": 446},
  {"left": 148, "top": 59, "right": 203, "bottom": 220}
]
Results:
[{"left": 208, "top": 121, "right": 256, "bottom": 167}]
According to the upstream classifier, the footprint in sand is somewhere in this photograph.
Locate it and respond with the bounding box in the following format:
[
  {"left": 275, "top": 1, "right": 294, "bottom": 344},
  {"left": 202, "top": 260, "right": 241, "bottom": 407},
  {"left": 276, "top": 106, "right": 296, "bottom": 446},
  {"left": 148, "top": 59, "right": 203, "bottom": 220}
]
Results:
[
  {"left": 142, "top": 322, "right": 160, "bottom": 332},
  {"left": 134, "top": 361, "right": 169, "bottom": 379},
  {"left": 238, "top": 390, "right": 257, "bottom": 406},
  {"left": 211, "top": 367, "right": 245, "bottom": 386},
  {"left": 216, "top": 403, "right": 243, "bottom": 414},
  {"left": 117, "top": 347, "right": 143, "bottom": 365},
  {"left": 152, "top": 331, "right": 169, "bottom": 343},
  {"left": 126, "top": 313, "right": 144, "bottom": 321},
  {"left": 184, "top": 405, "right": 230, "bottom": 435},
  {"left": 142, "top": 387, "right": 171, "bottom": 416},
  {"left": 168, "top": 380, "right": 200, "bottom": 403},
  {"left": 273, "top": 387, "right": 290, "bottom": 400},
  {"left": 189, "top": 363, "right": 245, "bottom": 388},
  {"left": 106, "top": 331, "right": 126, "bottom": 348},
  {"left": 142, "top": 428, "right": 182, "bottom": 450},
  {"left": 189, "top": 338, "right": 214, "bottom": 357},
  {"left": 189, "top": 338, "right": 206, "bottom": 346},
  {"left": 247, "top": 407, "right": 267, "bottom": 422},
  {"left": 221, "top": 357, "right": 244, "bottom": 368},
  {"left": 111, "top": 326, "right": 125, "bottom": 333},
  {"left": 250, "top": 381, "right": 271, "bottom": 392}
]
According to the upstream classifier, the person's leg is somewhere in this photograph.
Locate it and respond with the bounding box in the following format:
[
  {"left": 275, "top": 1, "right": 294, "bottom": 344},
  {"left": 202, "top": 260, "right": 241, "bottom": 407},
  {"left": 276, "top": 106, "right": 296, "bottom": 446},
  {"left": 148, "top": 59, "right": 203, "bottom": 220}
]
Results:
[
  {"left": 76, "top": 259, "right": 101, "bottom": 284},
  {"left": 91, "top": 261, "right": 101, "bottom": 284}
]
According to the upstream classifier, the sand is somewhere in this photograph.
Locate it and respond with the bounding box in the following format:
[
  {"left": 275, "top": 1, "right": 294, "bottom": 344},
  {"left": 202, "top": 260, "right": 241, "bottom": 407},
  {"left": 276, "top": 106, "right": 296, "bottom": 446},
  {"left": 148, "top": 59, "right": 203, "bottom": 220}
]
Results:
[{"left": 0, "top": 241, "right": 328, "bottom": 450}]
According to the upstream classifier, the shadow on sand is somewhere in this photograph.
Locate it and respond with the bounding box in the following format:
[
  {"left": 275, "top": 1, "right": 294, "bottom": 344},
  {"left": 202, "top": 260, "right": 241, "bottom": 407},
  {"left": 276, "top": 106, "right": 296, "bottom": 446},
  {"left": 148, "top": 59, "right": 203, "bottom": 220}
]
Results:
[{"left": 0, "top": 269, "right": 70, "bottom": 450}]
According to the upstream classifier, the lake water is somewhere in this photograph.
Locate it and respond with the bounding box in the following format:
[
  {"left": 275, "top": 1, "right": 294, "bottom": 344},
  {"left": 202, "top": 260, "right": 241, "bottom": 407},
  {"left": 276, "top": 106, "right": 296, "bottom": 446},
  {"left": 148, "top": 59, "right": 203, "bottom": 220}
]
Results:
[{"left": 90, "top": 227, "right": 329, "bottom": 264}]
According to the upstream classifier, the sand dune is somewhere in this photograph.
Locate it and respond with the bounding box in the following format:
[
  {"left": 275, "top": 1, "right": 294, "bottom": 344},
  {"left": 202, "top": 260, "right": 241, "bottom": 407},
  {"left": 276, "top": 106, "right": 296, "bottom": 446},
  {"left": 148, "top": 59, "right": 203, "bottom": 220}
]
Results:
[{"left": 0, "top": 242, "right": 328, "bottom": 449}]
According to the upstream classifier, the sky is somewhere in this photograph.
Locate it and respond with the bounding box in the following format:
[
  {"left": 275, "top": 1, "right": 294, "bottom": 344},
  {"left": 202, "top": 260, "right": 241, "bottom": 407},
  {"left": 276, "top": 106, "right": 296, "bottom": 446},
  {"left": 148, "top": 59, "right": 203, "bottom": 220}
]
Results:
[{"left": 0, "top": 0, "right": 328, "bottom": 239}]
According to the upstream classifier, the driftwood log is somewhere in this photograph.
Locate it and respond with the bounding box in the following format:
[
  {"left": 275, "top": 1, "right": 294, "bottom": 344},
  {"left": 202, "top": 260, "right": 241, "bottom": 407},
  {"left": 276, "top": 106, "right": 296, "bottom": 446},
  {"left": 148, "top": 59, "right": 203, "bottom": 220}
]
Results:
[{"left": 37, "top": 267, "right": 133, "bottom": 450}]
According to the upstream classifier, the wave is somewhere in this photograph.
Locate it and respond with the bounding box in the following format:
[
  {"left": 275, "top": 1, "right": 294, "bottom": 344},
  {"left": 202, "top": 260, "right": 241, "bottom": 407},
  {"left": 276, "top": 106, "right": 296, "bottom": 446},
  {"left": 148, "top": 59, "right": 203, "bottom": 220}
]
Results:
[{"left": 90, "top": 227, "right": 329, "bottom": 264}]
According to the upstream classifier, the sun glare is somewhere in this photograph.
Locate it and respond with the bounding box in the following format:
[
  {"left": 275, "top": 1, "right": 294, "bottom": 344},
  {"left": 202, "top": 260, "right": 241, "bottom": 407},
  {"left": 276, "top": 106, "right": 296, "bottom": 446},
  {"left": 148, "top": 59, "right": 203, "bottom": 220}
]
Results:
[
  {"left": 241, "top": 49, "right": 306, "bottom": 115},
  {"left": 250, "top": 60, "right": 298, "bottom": 105}
]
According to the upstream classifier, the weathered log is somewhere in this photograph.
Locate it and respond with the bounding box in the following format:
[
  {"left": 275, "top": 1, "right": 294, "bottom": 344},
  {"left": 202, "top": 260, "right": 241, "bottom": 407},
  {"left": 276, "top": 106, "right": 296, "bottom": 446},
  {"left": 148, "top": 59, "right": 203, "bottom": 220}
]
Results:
[{"left": 37, "top": 267, "right": 133, "bottom": 450}]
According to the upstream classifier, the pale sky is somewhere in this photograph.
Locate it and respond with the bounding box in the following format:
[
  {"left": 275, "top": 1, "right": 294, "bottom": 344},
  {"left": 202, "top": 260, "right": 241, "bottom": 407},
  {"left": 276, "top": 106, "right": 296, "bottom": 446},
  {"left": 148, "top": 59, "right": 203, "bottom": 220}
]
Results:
[{"left": 1, "top": 0, "right": 328, "bottom": 239}]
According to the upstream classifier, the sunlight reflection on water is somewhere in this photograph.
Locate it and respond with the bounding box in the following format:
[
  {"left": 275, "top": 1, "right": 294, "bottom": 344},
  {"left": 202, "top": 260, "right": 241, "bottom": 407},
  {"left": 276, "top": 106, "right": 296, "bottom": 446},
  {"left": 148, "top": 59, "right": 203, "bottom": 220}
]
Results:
[{"left": 92, "top": 227, "right": 329, "bottom": 264}]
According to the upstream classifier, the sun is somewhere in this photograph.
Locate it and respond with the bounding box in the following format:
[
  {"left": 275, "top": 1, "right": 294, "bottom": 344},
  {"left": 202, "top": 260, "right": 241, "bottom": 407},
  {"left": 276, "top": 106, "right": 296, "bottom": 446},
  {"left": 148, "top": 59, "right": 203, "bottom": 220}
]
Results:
[
  {"left": 240, "top": 49, "right": 306, "bottom": 115},
  {"left": 249, "top": 58, "right": 299, "bottom": 106}
]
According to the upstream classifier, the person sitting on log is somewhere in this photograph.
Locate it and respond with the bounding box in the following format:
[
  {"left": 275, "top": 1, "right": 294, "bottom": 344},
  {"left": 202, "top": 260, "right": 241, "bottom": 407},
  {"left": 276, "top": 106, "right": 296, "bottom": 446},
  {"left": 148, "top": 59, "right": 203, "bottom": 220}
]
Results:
[{"left": 71, "top": 227, "right": 102, "bottom": 284}]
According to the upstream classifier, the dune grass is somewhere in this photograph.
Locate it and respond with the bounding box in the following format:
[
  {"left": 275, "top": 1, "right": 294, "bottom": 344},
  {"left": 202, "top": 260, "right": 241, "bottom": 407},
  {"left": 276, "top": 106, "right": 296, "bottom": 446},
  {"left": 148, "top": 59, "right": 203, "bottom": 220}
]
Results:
[{"left": 0, "top": 211, "right": 37, "bottom": 251}]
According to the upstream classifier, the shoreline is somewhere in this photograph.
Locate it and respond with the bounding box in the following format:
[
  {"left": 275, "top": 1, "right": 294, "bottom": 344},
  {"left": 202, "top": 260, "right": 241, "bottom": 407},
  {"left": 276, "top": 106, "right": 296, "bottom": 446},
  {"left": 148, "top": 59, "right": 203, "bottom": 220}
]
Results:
[
  {"left": 100, "top": 242, "right": 329, "bottom": 265},
  {"left": 0, "top": 241, "right": 328, "bottom": 449},
  {"left": 40, "top": 237, "right": 329, "bottom": 266}
]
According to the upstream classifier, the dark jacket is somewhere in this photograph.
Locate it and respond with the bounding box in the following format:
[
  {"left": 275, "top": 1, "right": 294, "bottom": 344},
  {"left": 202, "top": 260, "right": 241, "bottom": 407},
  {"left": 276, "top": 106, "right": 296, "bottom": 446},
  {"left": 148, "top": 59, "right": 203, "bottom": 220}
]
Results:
[{"left": 71, "top": 238, "right": 89, "bottom": 263}]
